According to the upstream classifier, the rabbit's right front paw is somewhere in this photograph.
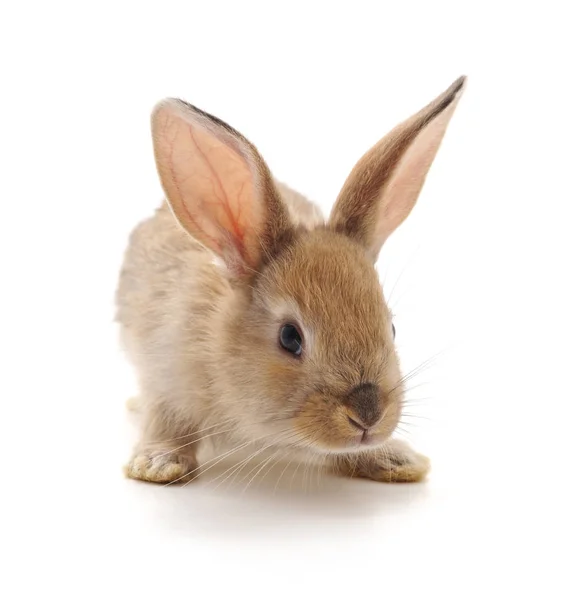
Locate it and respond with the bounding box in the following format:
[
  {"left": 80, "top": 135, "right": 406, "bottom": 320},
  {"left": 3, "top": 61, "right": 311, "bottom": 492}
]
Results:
[{"left": 124, "top": 450, "right": 198, "bottom": 484}]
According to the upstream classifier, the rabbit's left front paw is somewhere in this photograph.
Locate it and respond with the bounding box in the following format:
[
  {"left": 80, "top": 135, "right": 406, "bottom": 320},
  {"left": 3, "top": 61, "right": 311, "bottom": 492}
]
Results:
[
  {"left": 367, "top": 439, "right": 430, "bottom": 482},
  {"left": 336, "top": 439, "right": 430, "bottom": 483}
]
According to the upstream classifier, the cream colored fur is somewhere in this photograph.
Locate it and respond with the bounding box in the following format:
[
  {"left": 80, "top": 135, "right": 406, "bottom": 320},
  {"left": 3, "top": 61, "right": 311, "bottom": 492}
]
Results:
[{"left": 116, "top": 77, "right": 466, "bottom": 485}]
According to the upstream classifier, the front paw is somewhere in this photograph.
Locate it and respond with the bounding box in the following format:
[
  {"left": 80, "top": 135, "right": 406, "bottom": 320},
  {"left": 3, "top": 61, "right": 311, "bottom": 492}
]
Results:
[
  {"left": 124, "top": 450, "right": 199, "bottom": 484},
  {"left": 366, "top": 439, "right": 430, "bottom": 483},
  {"left": 336, "top": 439, "right": 430, "bottom": 483}
]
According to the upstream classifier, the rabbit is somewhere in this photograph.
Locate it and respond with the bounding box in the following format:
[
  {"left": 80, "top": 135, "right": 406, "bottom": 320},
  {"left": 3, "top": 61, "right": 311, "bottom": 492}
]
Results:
[{"left": 116, "top": 75, "right": 466, "bottom": 486}]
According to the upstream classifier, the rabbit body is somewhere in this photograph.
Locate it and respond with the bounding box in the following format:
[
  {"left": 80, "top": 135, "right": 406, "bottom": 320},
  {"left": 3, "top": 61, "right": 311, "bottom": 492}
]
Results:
[
  {"left": 117, "top": 77, "right": 466, "bottom": 485},
  {"left": 117, "top": 184, "right": 323, "bottom": 437}
]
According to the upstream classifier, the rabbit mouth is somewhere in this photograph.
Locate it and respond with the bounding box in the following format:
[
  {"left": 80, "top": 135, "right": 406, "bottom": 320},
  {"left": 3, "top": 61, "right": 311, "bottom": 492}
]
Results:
[
  {"left": 351, "top": 430, "right": 386, "bottom": 449},
  {"left": 346, "top": 413, "right": 387, "bottom": 448}
]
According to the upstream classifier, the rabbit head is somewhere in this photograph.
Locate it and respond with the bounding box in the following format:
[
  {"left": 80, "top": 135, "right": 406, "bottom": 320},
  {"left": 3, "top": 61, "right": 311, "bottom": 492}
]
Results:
[{"left": 151, "top": 76, "right": 465, "bottom": 454}]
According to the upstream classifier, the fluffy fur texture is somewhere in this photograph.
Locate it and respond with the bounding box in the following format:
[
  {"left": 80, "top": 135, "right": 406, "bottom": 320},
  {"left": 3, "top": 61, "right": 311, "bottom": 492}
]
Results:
[{"left": 116, "top": 76, "right": 466, "bottom": 485}]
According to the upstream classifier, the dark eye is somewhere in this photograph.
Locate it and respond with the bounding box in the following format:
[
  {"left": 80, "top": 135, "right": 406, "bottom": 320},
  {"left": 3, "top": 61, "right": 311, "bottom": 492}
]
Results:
[
  {"left": 392, "top": 323, "right": 396, "bottom": 339},
  {"left": 279, "top": 324, "right": 303, "bottom": 357}
]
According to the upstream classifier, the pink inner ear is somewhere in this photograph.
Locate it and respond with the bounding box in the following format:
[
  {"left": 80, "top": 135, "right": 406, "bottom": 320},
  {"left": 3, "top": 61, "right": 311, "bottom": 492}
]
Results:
[
  {"left": 375, "top": 102, "right": 459, "bottom": 251},
  {"left": 155, "top": 106, "right": 262, "bottom": 271},
  {"left": 185, "top": 125, "right": 250, "bottom": 255}
]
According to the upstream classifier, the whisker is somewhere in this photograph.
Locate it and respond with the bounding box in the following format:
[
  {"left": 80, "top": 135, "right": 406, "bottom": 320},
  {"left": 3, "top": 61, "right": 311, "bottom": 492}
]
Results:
[
  {"left": 144, "top": 418, "right": 235, "bottom": 445},
  {"left": 401, "top": 383, "right": 432, "bottom": 397},
  {"left": 388, "top": 351, "right": 446, "bottom": 397},
  {"left": 316, "top": 456, "right": 328, "bottom": 489},
  {"left": 209, "top": 430, "right": 299, "bottom": 491},
  {"left": 401, "top": 412, "right": 430, "bottom": 420},
  {"left": 146, "top": 415, "right": 296, "bottom": 459},
  {"left": 163, "top": 436, "right": 263, "bottom": 487},
  {"left": 210, "top": 441, "right": 280, "bottom": 491},
  {"left": 241, "top": 447, "right": 285, "bottom": 495},
  {"left": 273, "top": 450, "right": 298, "bottom": 494},
  {"left": 151, "top": 425, "right": 239, "bottom": 460},
  {"left": 290, "top": 454, "right": 303, "bottom": 490},
  {"left": 394, "top": 424, "right": 412, "bottom": 438},
  {"left": 400, "top": 396, "right": 433, "bottom": 405},
  {"left": 235, "top": 431, "right": 301, "bottom": 490}
]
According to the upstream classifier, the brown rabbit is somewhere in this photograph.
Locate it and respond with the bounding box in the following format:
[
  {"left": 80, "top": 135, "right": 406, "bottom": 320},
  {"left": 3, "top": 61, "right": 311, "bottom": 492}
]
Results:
[{"left": 116, "top": 76, "right": 466, "bottom": 485}]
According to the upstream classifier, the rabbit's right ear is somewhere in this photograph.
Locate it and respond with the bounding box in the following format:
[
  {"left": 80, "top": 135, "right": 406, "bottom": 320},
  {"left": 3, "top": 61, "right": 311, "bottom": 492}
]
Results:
[
  {"left": 152, "top": 100, "right": 293, "bottom": 279},
  {"left": 330, "top": 76, "right": 466, "bottom": 261}
]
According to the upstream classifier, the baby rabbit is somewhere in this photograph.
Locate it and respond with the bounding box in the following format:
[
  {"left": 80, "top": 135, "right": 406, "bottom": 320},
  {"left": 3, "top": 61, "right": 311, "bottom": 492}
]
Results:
[{"left": 117, "top": 76, "right": 466, "bottom": 485}]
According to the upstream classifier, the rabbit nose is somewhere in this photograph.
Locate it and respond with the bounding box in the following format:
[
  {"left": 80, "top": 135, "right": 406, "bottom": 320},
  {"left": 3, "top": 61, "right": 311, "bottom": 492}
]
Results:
[{"left": 344, "top": 383, "right": 382, "bottom": 430}]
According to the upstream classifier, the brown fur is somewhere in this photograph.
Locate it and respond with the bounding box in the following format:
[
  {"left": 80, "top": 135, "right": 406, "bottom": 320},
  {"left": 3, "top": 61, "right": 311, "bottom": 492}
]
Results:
[
  {"left": 117, "top": 76, "right": 466, "bottom": 485},
  {"left": 331, "top": 76, "right": 466, "bottom": 260}
]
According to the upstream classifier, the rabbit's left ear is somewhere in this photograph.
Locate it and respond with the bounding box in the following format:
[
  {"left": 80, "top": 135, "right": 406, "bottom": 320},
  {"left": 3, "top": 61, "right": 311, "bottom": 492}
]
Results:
[{"left": 329, "top": 76, "right": 466, "bottom": 261}]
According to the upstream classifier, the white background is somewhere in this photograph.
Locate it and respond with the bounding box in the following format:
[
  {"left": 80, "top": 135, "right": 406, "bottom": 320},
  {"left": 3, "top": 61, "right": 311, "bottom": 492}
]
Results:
[{"left": 1, "top": 1, "right": 572, "bottom": 598}]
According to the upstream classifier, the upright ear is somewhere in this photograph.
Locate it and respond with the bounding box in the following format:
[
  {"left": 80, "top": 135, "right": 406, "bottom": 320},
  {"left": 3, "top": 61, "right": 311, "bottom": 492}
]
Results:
[
  {"left": 151, "top": 99, "right": 293, "bottom": 278},
  {"left": 329, "top": 76, "right": 467, "bottom": 261}
]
